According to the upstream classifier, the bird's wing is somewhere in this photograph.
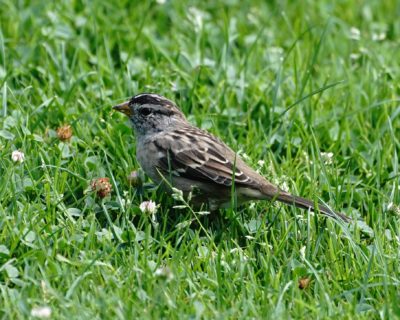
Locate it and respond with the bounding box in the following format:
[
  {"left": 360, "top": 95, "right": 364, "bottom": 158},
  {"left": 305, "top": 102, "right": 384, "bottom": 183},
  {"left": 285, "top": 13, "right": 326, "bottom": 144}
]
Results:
[{"left": 152, "top": 128, "right": 260, "bottom": 188}]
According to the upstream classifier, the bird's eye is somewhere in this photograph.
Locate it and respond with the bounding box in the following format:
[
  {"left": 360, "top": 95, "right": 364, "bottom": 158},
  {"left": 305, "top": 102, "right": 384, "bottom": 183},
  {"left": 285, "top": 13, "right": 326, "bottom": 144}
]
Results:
[{"left": 139, "top": 108, "right": 151, "bottom": 116}]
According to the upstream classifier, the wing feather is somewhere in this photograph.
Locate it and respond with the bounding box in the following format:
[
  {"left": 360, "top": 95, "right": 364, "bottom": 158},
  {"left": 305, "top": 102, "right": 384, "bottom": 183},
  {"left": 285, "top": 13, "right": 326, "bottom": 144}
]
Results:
[{"left": 153, "top": 129, "right": 257, "bottom": 187}]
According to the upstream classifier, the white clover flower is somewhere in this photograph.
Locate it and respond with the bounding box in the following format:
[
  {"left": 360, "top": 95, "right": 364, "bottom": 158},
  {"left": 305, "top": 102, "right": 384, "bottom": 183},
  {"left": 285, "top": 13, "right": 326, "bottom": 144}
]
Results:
[
  {"left": 372, "top": 32, "right": 386, "bottom": 41},
  {"left": 31, "top": 306, "right": 52, "bottom": 318},
  {"left": 349, "top": 27, "right": 361, "bottom": 40},
  {"left": 154, "top": 266, "right": 174, "bottom": 281},
  {"left": 281, "top": 181, "right": 289, "bottom": 192},
  {"left": 320, "top": 152, "right": 334, "bottom": 165},
  {"left": 11, "top": 150, "right": 25, "bottom": 163},
  {"left": 257, "top": 160, "right": 265, "bottom": 167},
  {"left": 387, "top": 202, "right": 400, "bottom": 216},
  {"left": 139, "top": 200, "right": 157, "bottom": 214}
]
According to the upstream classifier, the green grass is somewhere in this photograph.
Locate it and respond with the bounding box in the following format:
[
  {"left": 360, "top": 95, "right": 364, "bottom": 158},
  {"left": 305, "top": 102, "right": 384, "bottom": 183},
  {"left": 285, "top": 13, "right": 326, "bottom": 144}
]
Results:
[{"left": 1, "top": 0, "right": 400, "bottom": 318}]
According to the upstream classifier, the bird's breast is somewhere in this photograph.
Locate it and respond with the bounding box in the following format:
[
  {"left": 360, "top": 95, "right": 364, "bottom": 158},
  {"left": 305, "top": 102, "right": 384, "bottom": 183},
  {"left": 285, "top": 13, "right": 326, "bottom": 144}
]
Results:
[{"left": 136, "top": 137, "right": 163, "bottom": 183}]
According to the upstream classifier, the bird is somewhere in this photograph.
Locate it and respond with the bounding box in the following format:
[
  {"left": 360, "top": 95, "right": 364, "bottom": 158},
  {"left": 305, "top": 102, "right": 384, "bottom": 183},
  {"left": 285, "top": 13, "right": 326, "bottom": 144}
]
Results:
[{"left": 113, "top": 93, "right": 350, "bottom": 222}]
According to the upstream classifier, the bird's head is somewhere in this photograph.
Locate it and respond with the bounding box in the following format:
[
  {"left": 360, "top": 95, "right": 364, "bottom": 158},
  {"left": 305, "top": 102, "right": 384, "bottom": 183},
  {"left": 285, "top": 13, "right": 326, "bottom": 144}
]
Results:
[{"left": 113, "top": 93, "right": 187, "bottom": 135}]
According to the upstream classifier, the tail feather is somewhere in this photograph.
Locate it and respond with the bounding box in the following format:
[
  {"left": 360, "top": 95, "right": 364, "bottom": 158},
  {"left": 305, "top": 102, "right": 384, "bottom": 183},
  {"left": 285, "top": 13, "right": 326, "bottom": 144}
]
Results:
[{"left": 276, "top": 192, "right": 351, "bottom": 222}]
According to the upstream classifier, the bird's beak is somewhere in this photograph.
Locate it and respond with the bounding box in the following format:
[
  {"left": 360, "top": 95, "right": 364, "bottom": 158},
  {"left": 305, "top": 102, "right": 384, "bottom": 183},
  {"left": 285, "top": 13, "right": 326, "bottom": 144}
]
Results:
[{"left": 113, "top": 101, "right": 132, "bottom": 116}]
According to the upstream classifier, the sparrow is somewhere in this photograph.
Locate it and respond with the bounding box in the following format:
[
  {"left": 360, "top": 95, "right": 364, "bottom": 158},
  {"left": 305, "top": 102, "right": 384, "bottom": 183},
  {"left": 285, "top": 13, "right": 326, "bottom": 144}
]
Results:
[{"left": 113, "top": 93, "right": 350, "bottom": 222}]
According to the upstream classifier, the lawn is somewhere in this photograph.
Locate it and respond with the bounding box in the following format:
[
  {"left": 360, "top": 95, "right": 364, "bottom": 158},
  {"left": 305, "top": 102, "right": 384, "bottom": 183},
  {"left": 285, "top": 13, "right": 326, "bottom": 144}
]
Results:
[{"left": 1, "top": 0, "right": 399, "bottom": 318}]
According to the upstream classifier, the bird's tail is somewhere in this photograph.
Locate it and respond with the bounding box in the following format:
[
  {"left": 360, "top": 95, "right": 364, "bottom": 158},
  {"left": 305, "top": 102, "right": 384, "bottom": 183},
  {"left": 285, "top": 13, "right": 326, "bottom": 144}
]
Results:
[{"left": 275, "top": 192, "right": 351, "bottom": 222}]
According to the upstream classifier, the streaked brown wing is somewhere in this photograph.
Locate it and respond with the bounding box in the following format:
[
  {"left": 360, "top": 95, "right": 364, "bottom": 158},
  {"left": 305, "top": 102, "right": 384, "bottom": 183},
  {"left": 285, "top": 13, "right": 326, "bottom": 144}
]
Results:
[{"left": 153, "top": 128, "right": 257, "bottom": 188}]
